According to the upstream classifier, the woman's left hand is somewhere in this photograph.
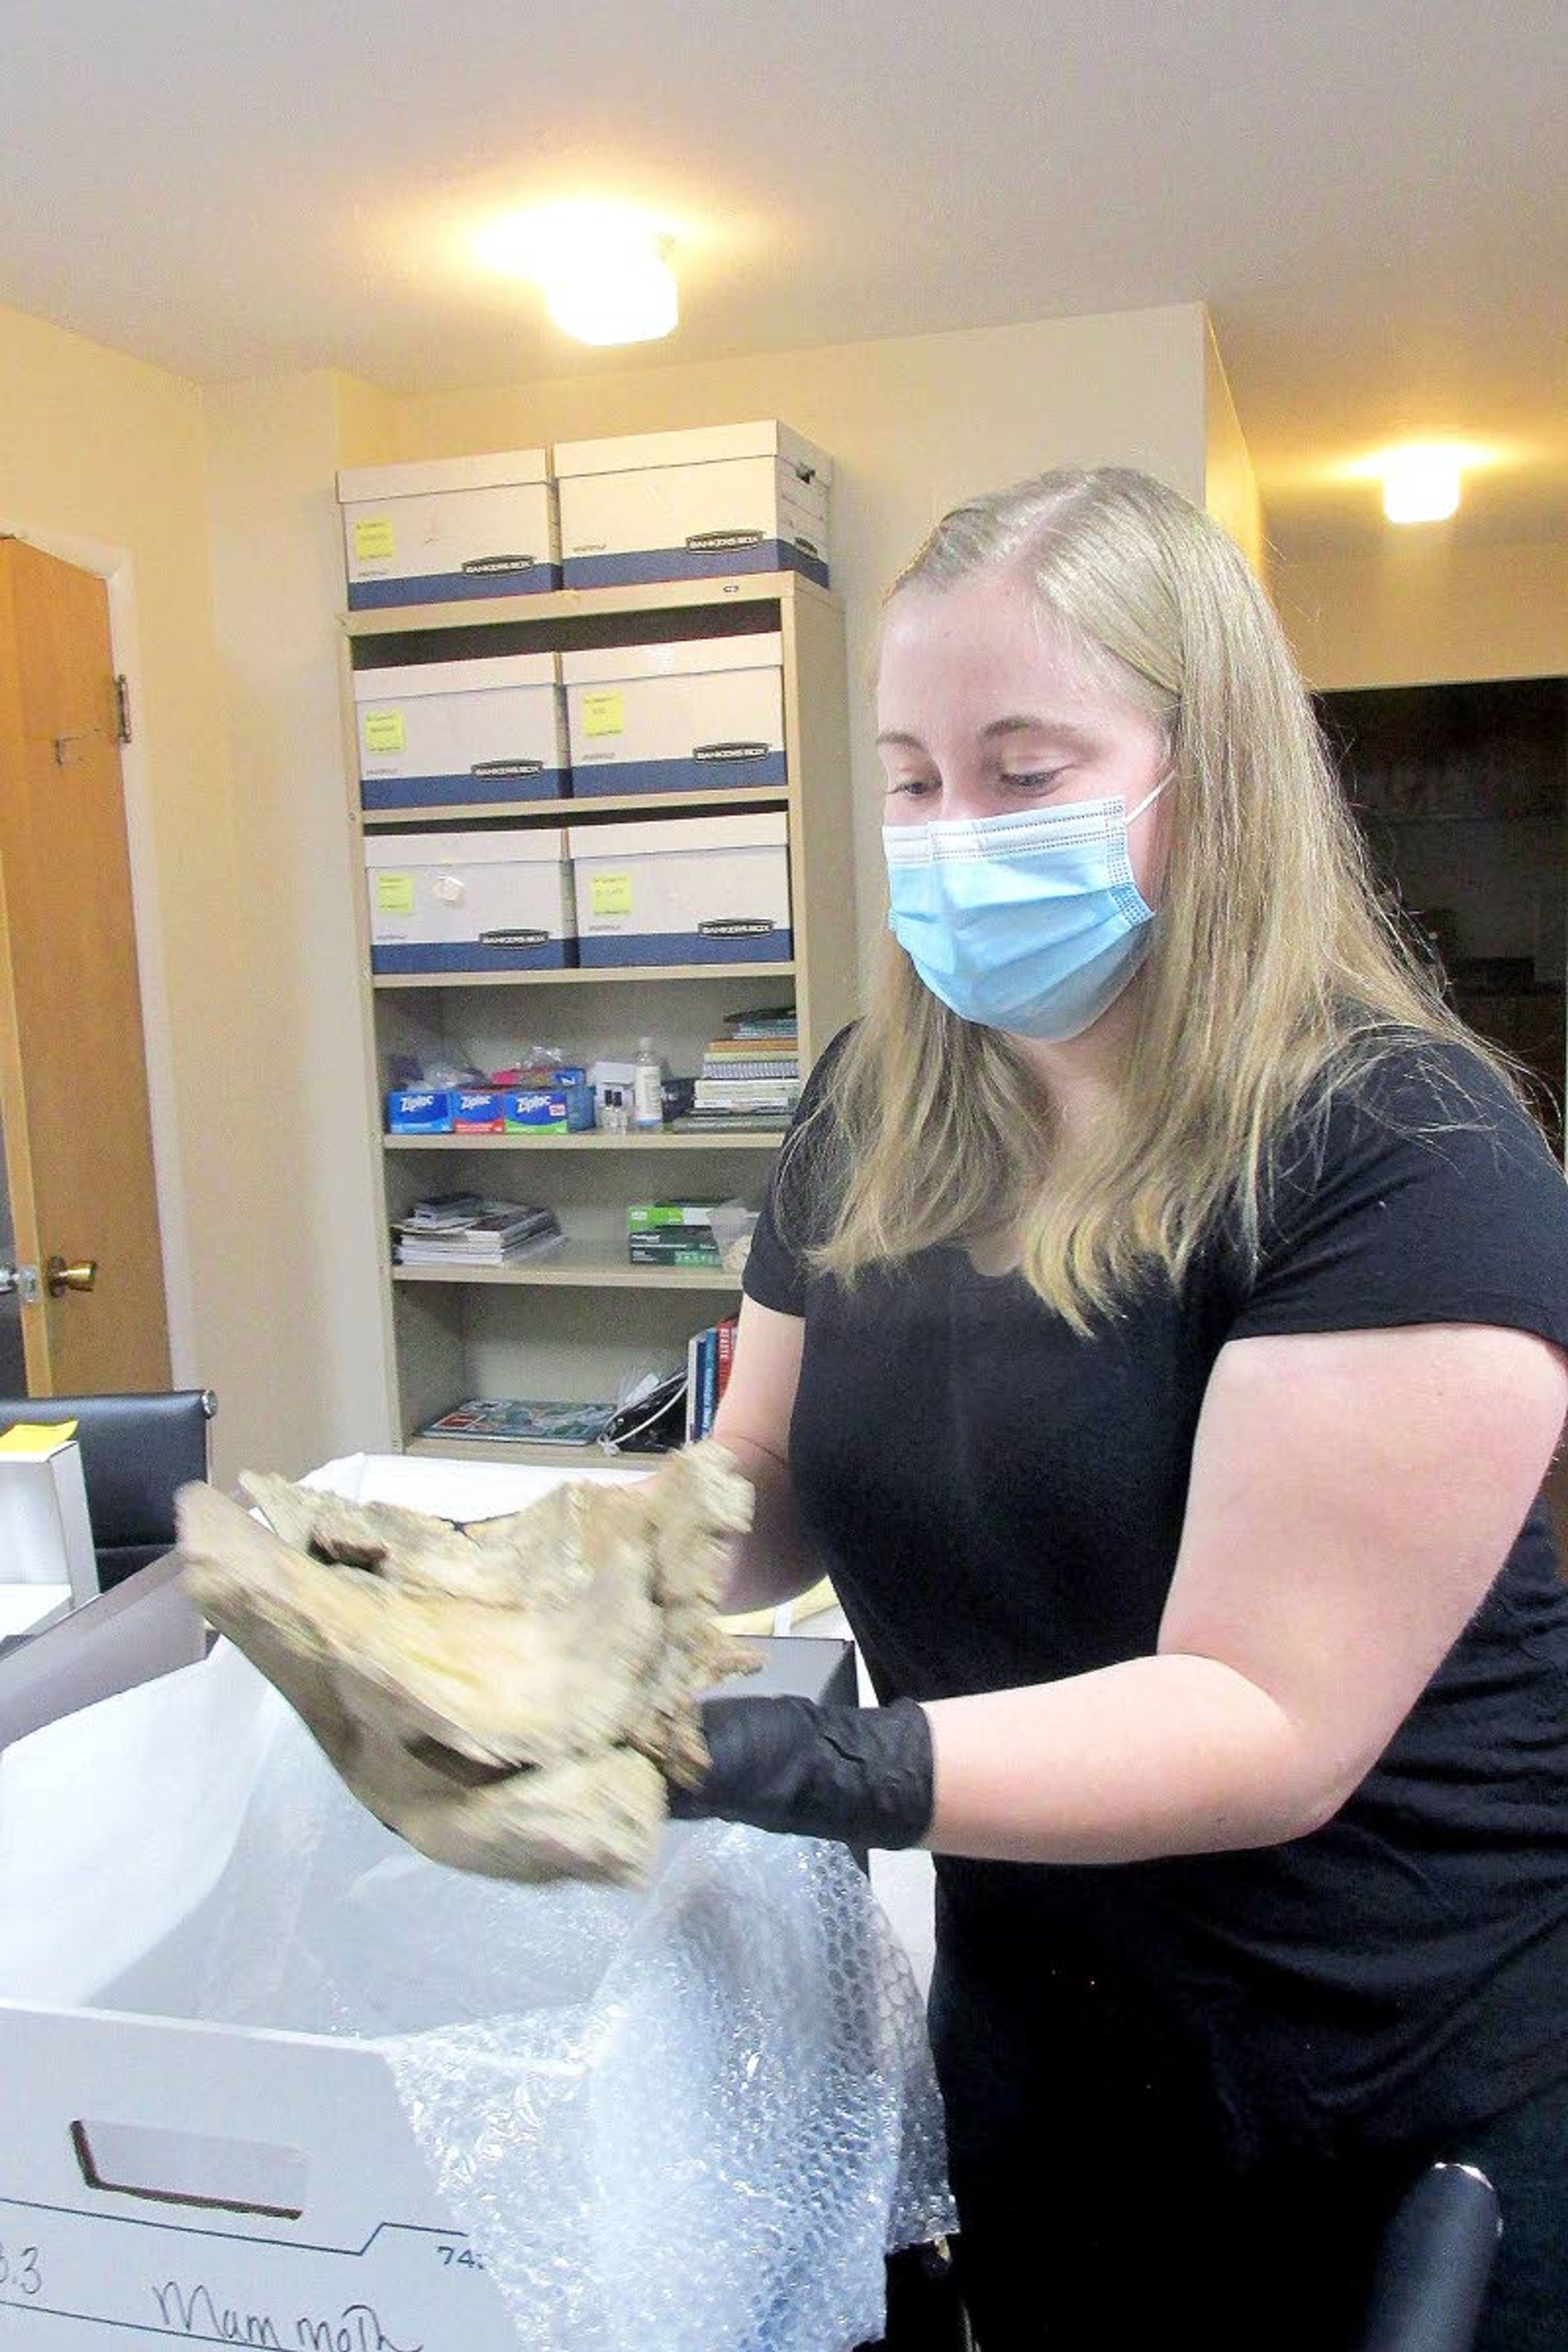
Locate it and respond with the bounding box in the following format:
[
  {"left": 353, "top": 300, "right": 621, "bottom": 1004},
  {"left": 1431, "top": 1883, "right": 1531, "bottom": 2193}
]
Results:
[{"left": 668, "top": 1692, "right": 935, "bottom": 1849}]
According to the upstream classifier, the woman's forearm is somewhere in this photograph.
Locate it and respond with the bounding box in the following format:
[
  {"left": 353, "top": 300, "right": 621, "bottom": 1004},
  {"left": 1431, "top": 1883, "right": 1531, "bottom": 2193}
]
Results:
[
  {"left": 708, "top": 1428, "right": 824, "bottom": 1612},
  {"left": 924, "top": 1651, "right": 1351, "bottom": 1864}
]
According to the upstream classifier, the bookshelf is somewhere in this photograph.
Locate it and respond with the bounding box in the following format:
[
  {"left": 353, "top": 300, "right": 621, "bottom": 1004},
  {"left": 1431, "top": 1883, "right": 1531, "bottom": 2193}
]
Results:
[{"left": 342, "top": 569, "right": 855, "bottom": 1454}]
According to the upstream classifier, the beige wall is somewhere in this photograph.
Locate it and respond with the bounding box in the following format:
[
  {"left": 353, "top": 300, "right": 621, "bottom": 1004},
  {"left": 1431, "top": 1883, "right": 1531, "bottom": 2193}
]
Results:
[
  {"left": 1203, "top": 319, "right": 1264, "bottom": 574},
  {"left": 1275, "top": 537, "right": 1568, "bottom": 690},
  {"left": 0, "top": 299, "right": 289, "bottom": 1481}
]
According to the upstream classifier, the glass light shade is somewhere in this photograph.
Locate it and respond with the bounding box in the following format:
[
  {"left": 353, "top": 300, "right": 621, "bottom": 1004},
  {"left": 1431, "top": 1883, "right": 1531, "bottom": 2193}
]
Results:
[
  {"left": 542, "top": 242, "right": 678, "bottom": 346},
  {"left": 1381, "top": 448, "right": 1461, "bottom": 524}
]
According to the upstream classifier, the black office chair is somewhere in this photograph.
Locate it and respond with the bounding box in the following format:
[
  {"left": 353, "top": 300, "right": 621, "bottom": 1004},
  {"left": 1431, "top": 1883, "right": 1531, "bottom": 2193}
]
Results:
[
  {"left": 0, "top": 1390, "right": 216, "bottom": 1591},
  {"left": 1356, "top": 2162, "right": 1501, "bottom": 2352}
]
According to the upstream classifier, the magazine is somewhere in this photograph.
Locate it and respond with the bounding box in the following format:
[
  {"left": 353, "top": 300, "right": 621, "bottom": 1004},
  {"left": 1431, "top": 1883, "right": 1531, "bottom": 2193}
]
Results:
[{"left": 417, "top": 1397, "right": 618, "bottom": 1446}]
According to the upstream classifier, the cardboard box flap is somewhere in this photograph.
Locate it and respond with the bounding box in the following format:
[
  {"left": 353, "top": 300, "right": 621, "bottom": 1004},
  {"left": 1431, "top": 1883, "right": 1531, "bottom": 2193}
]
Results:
[
  {"left": 561, "top": 631, "right": 783, "bottom": 687},
  {"left": 553, "top": 421, "right": 832, "bottom": 488},
  {"left": 338, "top": 450, "right": 551, "bottom": 503},
  {"left": 355, "top": 652, "right": 557, "bottom": 702},
  {"left": 364, "top": 827, "right": 568, "bottom": 868},
  {"left": 568, "top": 813, "right": 788, "bottom": 859}
]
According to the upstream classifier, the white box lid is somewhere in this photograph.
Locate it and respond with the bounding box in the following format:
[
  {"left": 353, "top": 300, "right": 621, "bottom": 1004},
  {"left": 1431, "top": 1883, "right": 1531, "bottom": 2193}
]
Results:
[
  {"left": 560, "top": 632, "right": 782, "bottom": 687},
  {"left": 552, "top": 421, "right": 831, "bottom": 489},
  {"left": 355, "top": 652, "right": 557, "bottom": 702},
  {"left": 568, "top": 813, "right": 788, "bottom": 859},
  {"left": 365, "top": 827, "right": 567, "bottom": 867},
  {"left": 338, "top": 450, "right": 551, "bottom": 504}
]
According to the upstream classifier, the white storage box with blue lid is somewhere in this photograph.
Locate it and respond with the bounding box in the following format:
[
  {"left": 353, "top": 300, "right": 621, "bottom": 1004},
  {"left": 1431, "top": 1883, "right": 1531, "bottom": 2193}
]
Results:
[
  {"left": 553, "top": 421, "right": 830, "bottom": 590},
  {"left": 365, "top": 829, "right": 576, "bottom": 974},
  {"left": 337, "top": 451, "right": 559, "bottom": 610},
  {"left": 567, "top": 813, "right": 791, "bottom": 967},
  {"left": 562, "top": 632, "right": 784, "bottom": 799},
  {"left": 353, "top": 653, "right": 567, "bottom": 811}
]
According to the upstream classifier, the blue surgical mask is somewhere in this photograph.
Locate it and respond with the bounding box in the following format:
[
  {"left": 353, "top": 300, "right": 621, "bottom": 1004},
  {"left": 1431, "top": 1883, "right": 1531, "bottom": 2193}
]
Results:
[{"left": 882, "top": 778, "right": 1170, "bottom": 1041}]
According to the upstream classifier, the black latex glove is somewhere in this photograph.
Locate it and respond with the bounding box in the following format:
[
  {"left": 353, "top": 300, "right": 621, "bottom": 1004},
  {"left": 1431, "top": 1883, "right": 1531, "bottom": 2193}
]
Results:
[{"left": 667, "top": 1694, "right": 935, "bottom": 1850}]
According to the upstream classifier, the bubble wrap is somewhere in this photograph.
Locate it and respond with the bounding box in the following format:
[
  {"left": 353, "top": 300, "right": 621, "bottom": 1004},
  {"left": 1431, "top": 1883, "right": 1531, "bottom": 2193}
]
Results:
[{"left": 96, "top": 1671, "right": 956, "bottom": 2352}]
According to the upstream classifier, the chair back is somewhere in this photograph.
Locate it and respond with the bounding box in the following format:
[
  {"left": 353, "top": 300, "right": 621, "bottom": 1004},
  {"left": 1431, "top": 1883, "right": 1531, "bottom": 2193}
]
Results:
[{"left": 0, "top": 1392, "right": 216, "bottom": 1591}]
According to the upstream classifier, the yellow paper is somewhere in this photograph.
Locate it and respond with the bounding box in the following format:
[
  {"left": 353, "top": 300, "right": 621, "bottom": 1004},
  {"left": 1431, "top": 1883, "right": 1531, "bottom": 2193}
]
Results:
[
  {"left": 362, "top": 709, "right": 407, "bottom": 755},
  {"left": 590, "top": 871, "right": 633, "bottom": 917},
  {"left": 353, "top": 517, "right": 395, "bottom": 561},
  {"left": 0, "top": 1420, "right": 78, "bottom": 1456},
  {"left": 582, "top": 689, "right": 625, "bottom": 738},
  {"left": 375, "top": 873, "right": 416, "bottom": 915}
]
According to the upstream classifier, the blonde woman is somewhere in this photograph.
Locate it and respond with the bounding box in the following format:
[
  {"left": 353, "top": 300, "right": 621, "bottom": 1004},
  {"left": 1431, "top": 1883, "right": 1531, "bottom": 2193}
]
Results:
[{"left": 670, "top": 469, "right": 1568, "bottom": 2350}]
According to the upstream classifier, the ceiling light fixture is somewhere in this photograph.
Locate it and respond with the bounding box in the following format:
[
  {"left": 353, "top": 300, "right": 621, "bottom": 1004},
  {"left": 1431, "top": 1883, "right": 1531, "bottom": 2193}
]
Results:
[
  {"left": 1380, "top": 444, "right": 1462, "bottom": 525},
  {"left": 476, "top": 205, "right": 678, "bottom": 347}
]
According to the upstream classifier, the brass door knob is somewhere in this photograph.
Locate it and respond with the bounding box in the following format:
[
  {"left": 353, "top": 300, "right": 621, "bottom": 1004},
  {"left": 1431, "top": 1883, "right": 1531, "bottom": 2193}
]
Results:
[{"left": 46, "top": 1256, "right": 98, "bottom": 1297}]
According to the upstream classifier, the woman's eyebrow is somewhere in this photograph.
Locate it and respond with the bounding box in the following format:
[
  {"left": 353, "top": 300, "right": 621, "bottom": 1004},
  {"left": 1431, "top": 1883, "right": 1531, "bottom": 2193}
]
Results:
[
  {"left": 875, "top": 728, "right": 927, "bottom": 752},
  {"left": 980, "top": 715, "right": 1095, "bottom": 748}
]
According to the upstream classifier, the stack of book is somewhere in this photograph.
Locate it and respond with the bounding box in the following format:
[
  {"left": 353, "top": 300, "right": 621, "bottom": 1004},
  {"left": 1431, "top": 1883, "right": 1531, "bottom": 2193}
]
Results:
[
  {"left": 393, "top": 1191, "right": 564, "bottom": 1267},
  {"left": 686, "top": 1313, "right": 739, "bottom": 1440},
  {"left": 673, "top": 1003, "right": 801, "bottom": 1134}
]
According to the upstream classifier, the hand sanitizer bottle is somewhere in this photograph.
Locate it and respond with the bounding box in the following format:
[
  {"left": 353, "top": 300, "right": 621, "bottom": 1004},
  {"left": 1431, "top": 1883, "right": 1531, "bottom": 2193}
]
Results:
[{"left": 632, "top": 1036, "right": 665, "bottom": 1131}]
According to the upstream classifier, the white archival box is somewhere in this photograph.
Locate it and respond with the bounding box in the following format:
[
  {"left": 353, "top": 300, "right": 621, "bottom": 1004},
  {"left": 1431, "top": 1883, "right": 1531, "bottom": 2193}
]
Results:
[
  {"left": 0, "top": 1432, "right": 98, "bottom": 1639},
  {"left": 567, "top": 810, "right": 791, "bottom": 968},
  {"left": 561, "top": 631, "right": 786, "bottom": 799},
  {"left": 0, "top": 1448, "right": 868, "bottom": 2348},
  {"left": 363, "top": 825, "right": 576, "bottom": 975},
  {"left": 353, "top": 650, "right": 568, "bottom": 811},
  {"left": 554, "top": 420, "right": 831, "bottom": 589},
  {"left": 337, "top": 450, "right": 560, "bottom": 610}
]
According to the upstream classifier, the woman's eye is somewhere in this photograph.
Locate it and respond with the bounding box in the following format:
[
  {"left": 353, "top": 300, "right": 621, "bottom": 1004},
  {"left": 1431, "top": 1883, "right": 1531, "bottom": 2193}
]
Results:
[
  {"left": 886, "top": 775, "right": 939, "bottom": 798},
  {"left": 999, "top": 769, "right": 1067, "bottom": 794}
]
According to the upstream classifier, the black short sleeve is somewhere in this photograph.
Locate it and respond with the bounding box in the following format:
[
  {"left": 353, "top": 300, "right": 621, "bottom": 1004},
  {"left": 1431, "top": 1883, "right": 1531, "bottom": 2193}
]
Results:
[
  {"left": 742, "top": 1026, "right": 855, "bottom": 1318},
  {"left": 1228, "top": 1037, "right": 1568, "bottom": 1352}
]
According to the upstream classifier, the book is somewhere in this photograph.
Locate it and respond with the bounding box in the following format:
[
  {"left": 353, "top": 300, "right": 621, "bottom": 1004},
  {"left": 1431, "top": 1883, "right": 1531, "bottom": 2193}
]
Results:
[
  {"left": 670, "top": 1111, "right": 794, "bottom": 1133},
  {"left": 716, "top": 1313, "right": 737, "bottom": 1404},
  {"left": 626, "top": 1200, "right": 722, "bottom": 1229},
  {"left": 417, "top": 1397, "right": 617, "bottom": 1446},
  {"left": 393, "top": 1198, "right": 561, "bottom": 1265}
]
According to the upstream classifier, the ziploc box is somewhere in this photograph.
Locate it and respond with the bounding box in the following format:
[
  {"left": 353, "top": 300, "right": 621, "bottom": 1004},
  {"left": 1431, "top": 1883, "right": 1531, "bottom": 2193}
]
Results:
[
  {"left": 354, "top": 651, "right": 568, "bottom": 810},
  {"left": 568, "top": 812, "right": 791, "bottom": 967},
  {"left": 365, "top": 829, "right": 576, "bottom": 975},
  {"left": 385, "top": 1087, "right": 453, "bottom": 1134},
  {"left": 451, "top": 1089, "right": 507, "bottom": 1133},
  {"left": 337, "top": 450, "right": 560, "bottom": 610},
  {"left": 554, "top": 421, "right": 831, "bottom": 589},
  {"left": 563, "top": 631, "right": 785, "bottom": 799}
]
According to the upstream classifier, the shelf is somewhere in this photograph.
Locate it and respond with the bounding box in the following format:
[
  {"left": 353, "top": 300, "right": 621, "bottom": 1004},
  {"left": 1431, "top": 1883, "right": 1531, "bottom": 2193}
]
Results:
[
  {"left": 360, "top": 788, "right": 789, "bottom": 829},
  {"left": 373, "top": 961, "right": 795, "bottom": 990},
  {"left": 393, "top": 1249, "right": 743, "bottom": 1291},
  {"left": 406, "top": 1436, "right": 648, "bottom": 1469},
  {"left": 343, "top": 570, "right": 839, "bottom": 639},
  {"left": 384, "top": 1130, "right": 782, "bottom": 1151}
]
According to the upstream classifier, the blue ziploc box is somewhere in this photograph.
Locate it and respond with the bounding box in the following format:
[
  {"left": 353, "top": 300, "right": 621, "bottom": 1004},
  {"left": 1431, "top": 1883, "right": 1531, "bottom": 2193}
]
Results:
[
  {"left": 504, "top": 1087, "right": 569, "bottom": 1132},
  {"left": 451, "top": 1088, "right": 508, "bottom": 1134},
  {"left": 387, "top": 1088, "right": 453, "bottom": 1134}
]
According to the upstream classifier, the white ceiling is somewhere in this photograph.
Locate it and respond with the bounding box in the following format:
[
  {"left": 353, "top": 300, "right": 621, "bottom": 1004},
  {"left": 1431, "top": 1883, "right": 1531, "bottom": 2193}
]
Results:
[{"left": 4, "top": 0, "right": 1564, "bottom": 557}]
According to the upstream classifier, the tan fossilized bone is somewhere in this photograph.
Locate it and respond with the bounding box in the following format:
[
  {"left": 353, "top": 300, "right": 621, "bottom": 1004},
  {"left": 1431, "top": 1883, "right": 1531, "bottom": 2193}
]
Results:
[{"left": 176, "top": 1443, "right": 758, "bottom": 1886}]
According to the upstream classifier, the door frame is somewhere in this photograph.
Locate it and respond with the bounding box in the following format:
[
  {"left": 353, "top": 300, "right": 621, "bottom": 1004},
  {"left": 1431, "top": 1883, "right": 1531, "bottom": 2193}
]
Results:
[{"left": 0, "top": 514, "right": 196, "bottom": 1385}]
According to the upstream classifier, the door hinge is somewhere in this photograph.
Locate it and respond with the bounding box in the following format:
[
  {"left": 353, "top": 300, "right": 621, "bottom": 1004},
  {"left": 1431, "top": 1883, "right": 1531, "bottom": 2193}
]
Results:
[{"left": 114, "top": 674, "right": 132, "bottom": 745}]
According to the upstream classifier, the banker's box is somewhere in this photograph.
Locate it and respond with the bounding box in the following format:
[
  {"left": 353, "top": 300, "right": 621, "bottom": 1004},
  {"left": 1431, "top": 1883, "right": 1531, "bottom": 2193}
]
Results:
[
  {"left": 353, "top": 652, "right": 567, "bottom": 811},
  {"left": 553, "top": 421, "right": 831, "bottom": 590},
  {"left": 562, "top": 630, "right": 784, "bottom": 799},
  {"left": 337, "top": 450, "right": 560, "bottom": 610},
  {"left": 568, "top": 812, "right": 791, "bottom": 968},
  {"left": 0, "top": 1615, "right": 853, "bottom": 2350},
  {"left": 364, "top": 829, "right": 576, "bottom": 975}
]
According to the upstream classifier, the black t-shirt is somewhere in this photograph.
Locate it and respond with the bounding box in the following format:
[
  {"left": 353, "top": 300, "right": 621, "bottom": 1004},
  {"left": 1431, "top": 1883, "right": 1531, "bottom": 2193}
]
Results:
[{"left": 745, "top": 1027, "right": 1568, "bottom": 2160}]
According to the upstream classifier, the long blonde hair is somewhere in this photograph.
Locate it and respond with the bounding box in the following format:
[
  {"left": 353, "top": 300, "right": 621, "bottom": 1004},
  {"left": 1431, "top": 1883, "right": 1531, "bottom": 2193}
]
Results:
[{"left": 801, "top": 466, "right": 1514, "bottom": 1328}]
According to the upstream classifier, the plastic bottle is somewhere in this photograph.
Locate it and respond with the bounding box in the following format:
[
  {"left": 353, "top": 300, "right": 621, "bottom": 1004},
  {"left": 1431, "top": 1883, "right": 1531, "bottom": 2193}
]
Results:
[{"left": 632, "top": 1036, "right": 665, "bottom": 1131}]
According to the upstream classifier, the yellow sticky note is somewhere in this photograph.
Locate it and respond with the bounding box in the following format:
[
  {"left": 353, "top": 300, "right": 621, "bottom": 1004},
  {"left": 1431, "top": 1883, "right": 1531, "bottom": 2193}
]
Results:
[
  {"left": 353, "top": 517, "right": 396, "bottom": 561},
  {"left": 363, "top": 709, "right": 407, "bottom": 755},
  {"left": 590, "top": 871, "right": 633, "bottom": 917},
  {"left": 375, "top": 872, "right": 416, "bottom": 915},
  {"left": 582, "top": 689, "right": 625, "bottom": 738},
  {"left": 0, "top": 1420, "right": 78, "bottom": 1455}
]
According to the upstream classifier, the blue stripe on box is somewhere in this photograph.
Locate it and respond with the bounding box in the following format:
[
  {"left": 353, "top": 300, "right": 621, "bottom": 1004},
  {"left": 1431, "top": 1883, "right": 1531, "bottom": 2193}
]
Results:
[
  {"left": 348, "top": 564, "right": 562, "bottom": 609},
  {"left": 562, "top": 541, "right": 829, "bottom": 590},
  {"left": 361, "top": 771, "right": 570, "bottom": 809},
  {"left": 570, "top": 750, "right": 786, "bottom": 799},
  {"left": 577, "top": 927, "right": 792, "bottom": 968},
  {"left": 372, "top": 940, "right": 577, "bottom": 973}
]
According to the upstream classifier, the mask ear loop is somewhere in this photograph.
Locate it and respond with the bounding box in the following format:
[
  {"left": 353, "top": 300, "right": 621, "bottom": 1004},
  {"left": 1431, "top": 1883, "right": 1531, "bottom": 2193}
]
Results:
[{"left": 1125, "top": 771, "right": 1174, "bottom": 828}]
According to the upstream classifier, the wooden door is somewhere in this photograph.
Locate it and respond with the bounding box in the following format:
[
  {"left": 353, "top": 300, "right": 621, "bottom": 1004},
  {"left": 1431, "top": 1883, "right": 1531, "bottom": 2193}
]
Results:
[{"left": 0, "top": 539, "right": 172, "bottom": 1394}]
